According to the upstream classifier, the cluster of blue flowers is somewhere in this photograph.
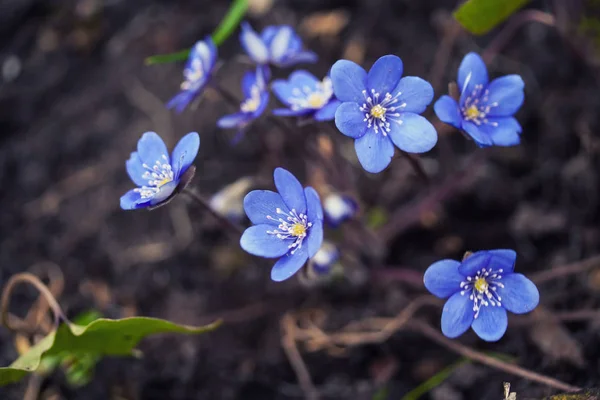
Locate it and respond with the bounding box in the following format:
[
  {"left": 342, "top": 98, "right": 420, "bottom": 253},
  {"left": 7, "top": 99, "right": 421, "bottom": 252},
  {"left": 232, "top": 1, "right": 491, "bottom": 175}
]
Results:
[{"left": 120, "top": 22, "right": 537, "bottom": 342}]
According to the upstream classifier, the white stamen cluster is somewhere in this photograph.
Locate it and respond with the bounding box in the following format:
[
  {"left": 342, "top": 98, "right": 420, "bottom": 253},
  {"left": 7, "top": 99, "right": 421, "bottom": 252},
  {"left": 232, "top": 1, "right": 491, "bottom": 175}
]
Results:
[
  {"left": 181, "top": 58, "right": 205, "bottom": 91},
  {"left": 134, "top": 154, "right": 174, "bottom": 199},
  {"left": 360, "top": 89, "right": 407, "bottom": 135},
  {"left": 461, "top": 84, "right": 499, "bottom": 126},
  {"left": 287, "top": 78, "right": 334, "bottom": 111},
  {"left": 459, "top": 267, "right": 505, "bottom": 319},
  {"left": 266, "top": 208, "right": 312, "bottom": 254},
  {"left": 240, "top": 85, "right": 262, "bottom": 113}
]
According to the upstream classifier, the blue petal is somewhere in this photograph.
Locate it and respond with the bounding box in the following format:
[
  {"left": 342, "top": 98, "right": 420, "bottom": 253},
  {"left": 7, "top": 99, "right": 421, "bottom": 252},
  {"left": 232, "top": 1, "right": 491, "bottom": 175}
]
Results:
[
  {"left": 149, "top": 181, "right": 177, "bottom": 205},
  {"left": 458, "top": 53, "right": 488, "bottom": 101},
  {"left": 166, "top": 90, "right": 197, "bottom": 113},
  {"left": 217, "top": 112, "right": 251, "bottom": 129},
  {"left": 269, "top": 26, "right": 294, "bottom": 62},
  {"left": 458, "top": 251, "right": 492, "bottom": 276},
  {"left": 354, "top": 130, "right": 395, "bottom": 173},
  {"left": 272, "top": 70, "right": 319, "bottom": 106},
  {"left": 120, "top": 189, "right": 148, "bottom": 210},
  {"left": 388, "top": 112, "right": 437, "bottom": 153},
  {"left": 441, "top": 292, "right": 474, "bottom": 339},
  {"left": 335, "top": 102, "right": 368, "bottom": 138},
  {"left": 304, "top": 187, "right": 324, "bottom": 222},
  {"left": 392, "top": 76, "right": 434, "bottom": 114},
  {"left": 423, "top": 260, "right": 463, "bottom": 299},
  {"left": 273, "top": 108, "right": 312, "bottom": 117},
  {"left": 126, "top": 152, "right": 148, "bottom": 186},
  {"left": 137, "top": 132, "right": 170, "bottom": 166},
  {"left": 271, "top": 246, "right": 309, "bottom": 282},
  {"left": 274, "top": 167, "right": 307, "bottom": 214},
  {"left": 496, "top": 273, "right": 539, "bottom": 314},
  {"left": 487, "top": 249, "right": 517, "bottom": 273},
  {"left": 469, "top": 117, "right": 522, "bottom": 147},
  {"left": 261, "top": 26, "right": 278, "bottom": 46},
  {"left": 243, "top": 190, "right": 290, "bottom": 225},
  {"left": 190, "top": 38, "right": 216, "bottom": 72},
  {"left": 330, "top": 60, "right": 368, "bottom": 103},
  {"left": 367, "top": 55, "right": 404, "bottom": 95},
  {"left": 434, "top": 95, "right": 462, "bottom": 129},
  {"left": 278, "top": 51, "right": 318, "bottom": 67},
  {"left": 484, "top": 75, "right": 525, "bottom": 117},
  {"left": 306, "top": 220, "right": 323, "bottom": 258},
  {"left": 240, "top": 22, "right": 269, "bottom": 64},
  {"left": 314, "top": 99, "right": 341, "bottom": 121},
  {"left": 288, "top": 70, "right": 320, "bottom": 87},
  {"left": 240, "top": 224, "right": 292, "bottom": 258},
  {"left": 471, "top": 306, "right": 507, "bottom": 342},
  {"left": 242, "top": 70, "right": 258, "bottom": 98},
  {"left": 171, "top": 131, "right": 200, "bottom": 180},
  {"left": 461, "top": 121, "right": 494, "bottom": 147}
]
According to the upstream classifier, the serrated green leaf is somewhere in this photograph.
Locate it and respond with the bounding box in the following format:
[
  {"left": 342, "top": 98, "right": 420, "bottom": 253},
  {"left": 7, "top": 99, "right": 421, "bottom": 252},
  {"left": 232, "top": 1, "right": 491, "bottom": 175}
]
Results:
[
  {"left": 454, "top": 0, "right": 530, "bottom": 35},
  {"left": 145, "top": 0, "right": 248, "bottom": 65},
  {"left": 0, "top": 317, "right": 221, "bottom": 386}
]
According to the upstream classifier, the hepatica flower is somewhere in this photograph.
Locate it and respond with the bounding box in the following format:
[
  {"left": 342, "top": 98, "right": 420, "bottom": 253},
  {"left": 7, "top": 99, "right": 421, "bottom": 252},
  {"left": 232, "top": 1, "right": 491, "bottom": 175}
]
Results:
[
  {"left": 323, "top": 193, "right": 357, "bottom": 227},
  {"left": 240, "top": 22, "right": 317, "bottom": 68},
  {"left": 217, "top": 67, "right": 269, "bottom": 137},
  {"left": 424, "top": 250, "right": 539, "bottom": 342},
  {"left": 240, "top": 168, "right": 324, "bottom": 282},
  {"left": 332, "top": 55, "right": 437, "bottom": 173},
  {"left": 167, "top": 37, "right": 217, "bottom": 113},
  {"left": 309, "top": 241, "right": 339, "bottom": 275},
  {"left": 272, "top": 71, "right": 341, "bottom": 121},
  {"left": 434, "top": 52, "right": 525, "bottom": 147},
  {"left": 120, "top": 131, "right": 200, "bottom": 210}
]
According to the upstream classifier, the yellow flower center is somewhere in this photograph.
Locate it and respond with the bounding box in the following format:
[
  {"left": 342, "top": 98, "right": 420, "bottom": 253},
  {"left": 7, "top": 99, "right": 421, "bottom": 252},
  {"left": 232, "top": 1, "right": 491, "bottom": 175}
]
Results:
[
  {"left": 307, "top": 93, "right": 328, "bottom": 108},
  {"left": 465, "top": 105, "right": 480, "bottom": 120},
  {"left": 474, "top": 277, "right": 489, "bottom": 293},
  {"left": 370, "top": 104, "right": 386, "bottom": 119},
  {"left": 290, "top": 223, "right": 307, "bottom": 237}
]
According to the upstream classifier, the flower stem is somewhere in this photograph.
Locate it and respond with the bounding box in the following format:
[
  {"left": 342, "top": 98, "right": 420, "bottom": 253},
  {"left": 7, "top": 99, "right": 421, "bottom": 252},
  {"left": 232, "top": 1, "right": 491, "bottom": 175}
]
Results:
[
  {"left": 182, "top": 188, "right": 244, "bottom": 236},
  {"left": 399, "top": 150, "right": 429, "bottom": 183}
]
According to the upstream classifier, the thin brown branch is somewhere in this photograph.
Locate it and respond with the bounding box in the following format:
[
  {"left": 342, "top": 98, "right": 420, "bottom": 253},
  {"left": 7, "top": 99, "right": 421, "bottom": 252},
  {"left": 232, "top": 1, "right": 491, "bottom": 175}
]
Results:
[
  {"left": 183, "top": 188, "right": 244, "bottom": 236},
  {"left": 410, "top": 319, "right": 581, "bottom": 393},
  {"left": 281, "top": 313, "right": 319, "bottom": 400},
  {"left": 399, "top": 151, "right": 429, "bottom": 184},
  {"left": 530, "top": 254, "right": 600, "bottom": 284}
]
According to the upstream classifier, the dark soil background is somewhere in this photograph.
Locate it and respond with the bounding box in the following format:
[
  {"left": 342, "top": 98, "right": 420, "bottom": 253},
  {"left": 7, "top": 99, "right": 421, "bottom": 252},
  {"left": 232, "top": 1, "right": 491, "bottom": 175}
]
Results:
[{"left": 1, "top": 0, "right": 600, "bottom": 399}]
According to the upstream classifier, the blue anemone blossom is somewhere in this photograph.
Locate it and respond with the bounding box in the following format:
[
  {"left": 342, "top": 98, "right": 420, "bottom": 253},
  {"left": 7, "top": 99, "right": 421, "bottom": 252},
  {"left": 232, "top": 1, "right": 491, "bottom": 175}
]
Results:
[
  {"left": 272, "top": 71, "right": 341, "bottom": 121},
  {"left": 121, "top": 131, "right": 200, "bottom": 210},
  {"left": 424, "top": 249, "right": 539, "bottom": 342},
  {"left": 217, "top": 67, "right": 269, "bottom": 139},
  {"left": 167, "top": 37, "right": 217, "bottom": 113},
  {"left": 331, "top": 55, "right": 438, "bottom": 173},
  {"left": 323, "top": 193, "right": 357, "bottom": 227},
  {"left": 240, "top": 22, "right": 317, "bottom": 69},
  {"left": 310, "top": 241, "right": 339, "bottom": 275},
  {"left": 240, "top": 168, "right": 324, "bottom": 282},
  {"left": 434, "top": 52, "right": 525, "bottom": 147}
]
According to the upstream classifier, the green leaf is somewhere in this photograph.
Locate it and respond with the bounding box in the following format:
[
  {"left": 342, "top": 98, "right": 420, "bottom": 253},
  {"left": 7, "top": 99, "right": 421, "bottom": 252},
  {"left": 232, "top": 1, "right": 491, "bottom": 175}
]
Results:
[
  {"left": 0, "top": 317, "right": 221, "bottom": 386},
  {"left": 366, "top": 207, "right": 389, "bottom": 229},
  {"left": 454, "top": 0, "right": 530, "bottom": 35},
  {"left": 401, "top": 359, "right": 469, "bottom": 400},
  {"left": 145, "top": 0, "right": 248, "bottom": 65}
]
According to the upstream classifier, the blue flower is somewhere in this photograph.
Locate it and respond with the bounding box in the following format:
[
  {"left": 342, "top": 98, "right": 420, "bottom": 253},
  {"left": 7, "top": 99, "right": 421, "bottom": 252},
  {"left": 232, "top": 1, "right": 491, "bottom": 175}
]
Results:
[
  {"left": 323, "top": 193, "right": 358, "bottom": 227},
  {"left": 120, "top": 131, "right": 200, "bottom": 210},
  {"left": 434, "top": 52, "right": 525, "bottom": 147},
  {"left": 309, "top": 241, "right": 339, "bottom": 275},
  {"left": 240, "top": 168, "right": 324, "bottom": 282},
  {"left": 167, "top": 37, "right": 217, "bottom": 113},
  {"left": 272, "top": 71, "right": 341, "bottom": 121},
  {"left": 331, "top": 55, "right": 438, "bottom": 173},
  {"left": 217, "top": 67, "right": 269, "bottom": 138},
  {"left": 240, "top": 22, "right": 317, "bottom": 68},
  {"left": 424, "top": 249, "right": 539, "bottom": 342}
]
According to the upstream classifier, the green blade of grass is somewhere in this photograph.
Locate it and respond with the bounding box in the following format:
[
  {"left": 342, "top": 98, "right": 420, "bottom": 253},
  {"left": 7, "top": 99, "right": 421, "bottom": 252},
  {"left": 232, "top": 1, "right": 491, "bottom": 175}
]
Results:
[{"left": 145, "top": 0, "right": 248, "bottom": 65}]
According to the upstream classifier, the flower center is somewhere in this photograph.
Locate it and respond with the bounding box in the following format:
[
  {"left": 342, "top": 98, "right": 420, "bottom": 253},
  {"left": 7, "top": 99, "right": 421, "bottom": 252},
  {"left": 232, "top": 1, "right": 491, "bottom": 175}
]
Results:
[
  {"left": 181, "top": 59, "right": 204, "bottom": 91},
  {"left": 460, "top": 267, "right": 505, "bottom": 318},
  {"left": 474, "top": 277, "right": 489, "bottom": 293},
  {"left": 135, "top": 155, "right": 175, "bottom": 199},
  {"left": 360, "top": 89, "right": 407, "bottom": 136},
  {"left": 240, "top": 85, "right": 262, "bottom": 113},
  {"left": 287, "top": 77, "right": 333, "bottom": 111},
  {"left": 266, "top": 208, "right": 313, "bottom": 254},
  {"left": 461, "top": 84, "right": 499, "bottom": 127},
  {"left": 370, "top": 104, "right": 386, "bottom": 119}
]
